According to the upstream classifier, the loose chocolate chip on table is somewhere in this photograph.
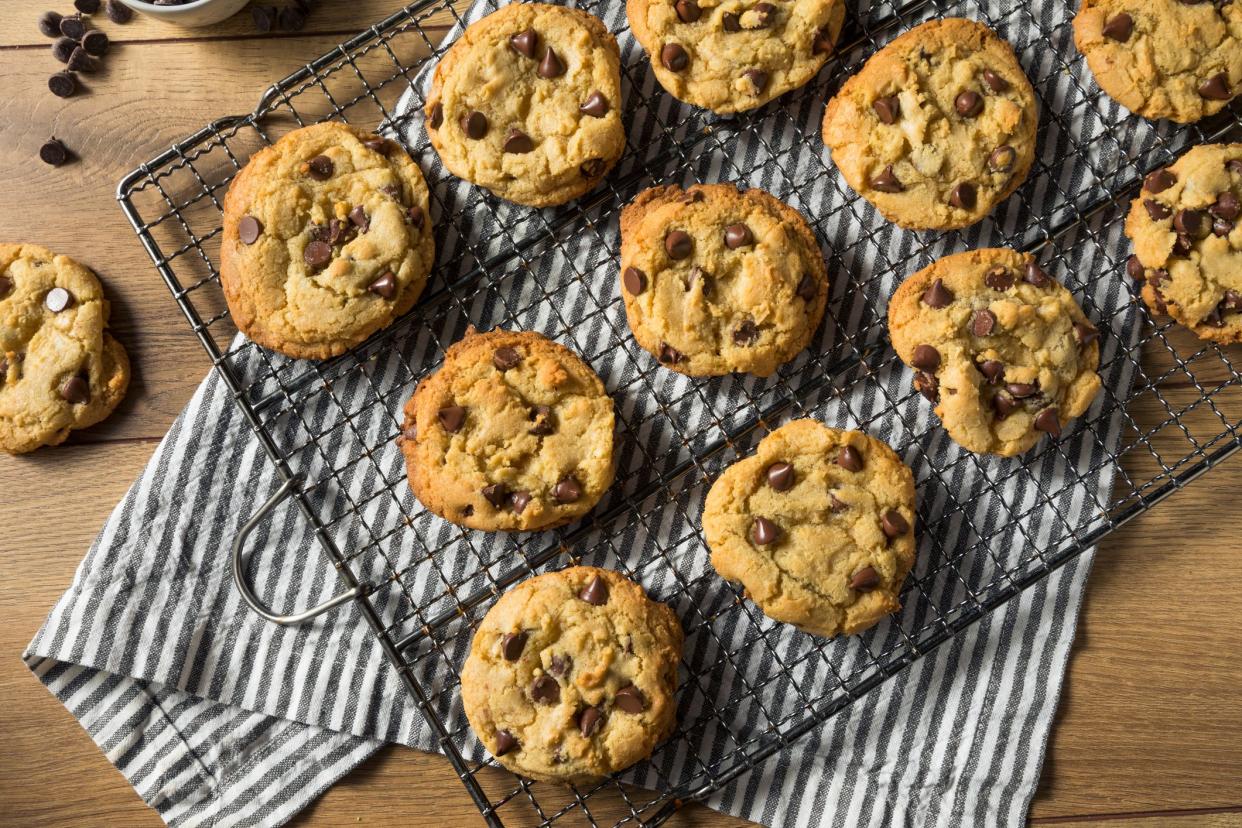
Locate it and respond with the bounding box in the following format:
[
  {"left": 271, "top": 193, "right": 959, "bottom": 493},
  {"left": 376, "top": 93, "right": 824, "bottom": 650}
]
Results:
[
  {"left": 510, "top": 28, "right": 538, "bottom": 58},
  {"left": 881, "top": 509, "right": 909, "bottom": 539},
  {"left": 48, "top": 72, "right": 77, "bottom": 99},
  {"left": 869, "top": 164, "right": 903, "bottom": 193},
  {"left": 675, "top": 0, "right": 701, "bottom": 22},
  {"left": 40, "top": 137, "right": 69, "bottom": 167},
  {"left": 722, "top": 12, "right": 740, "bottom": 32},
  {"left": 461, "top": 111, "right": 488, "bottom": 139},
  {"left": 1143, "top": 199, "right": 1171, "bottom": 221},
  {"left": 993, "top": 391, "right": 1017, "bottom": 419},
  {"left": 743, "top": 69, "right": 769, "bottom": 94},
  {"left": 850, "top": 566, "right": 880, "bottom": 591},
  {"left": 363, "top": 136, "right": 390, "bottom": 154},
  {"left": 494, "top": 729, "right": 517, "bottom": 755},
  {"left": 1006, "top": 381, "right": 1038, "bottom": 398},
  {"left": 82, "top": 30, "right": 109, "bottom": 57},
  {"left": 661, "top": 43, "right": 689, "bottom": 72},
  {"left": 528, "top": 405, "right": 555, "bottom": 435},
  {"left": 407, "top": 206, "right": 425, "bottom": 230},
  {"left": 45, "top": 287, "right": 72, "bottom": 312},
  {"left": 1173, "top": 208, "right": 1206, "bottom": 237},
  {"left": 949, "top": 182, "right": 977, "bottom": 210},
  {"left": 303, "top": 240, "right": 332, "bottom": 269},
  {"left": 665, "top": 230, "right": 693, "bottom": 259},
  {"left": 982, "top": 69, "right": 1010, "bottom": 93},
  {"left": 580, "top": 91, "right": 609, "bottom": 117},
  {"left": 954, "top": 90, "right": 983, "bottom": 117},
  {"left": 60, "top": 14, "right": 86, "bottom": 40},
  {"left": 68, "top": 47, "right": 98, "bottom": 73},
  {"left": 437, "top": 405, "right": 466, "bottom": 432},
  {"left": 579, "top": 158, "right": 605, "bottom": 178},
  {"left": 796, "top": 273, "right": 818, "bottom": 301},
  {"left": 872, "top": 95, "right": 900, "bottom": 124},
  {"left": 238, "top": 215, "right": 263, "bottom": 244},
  {"left": 1211, "top": 192, "right": 1240, "bottom": 221},
  {"left": 482, "top": 483, "right": 510, "bottom": 509},
  {"left": 60, "top": 375, "right": 90, "bottom": 404},
  {"left": 39, "top": 11, "right": 63, "bottom": 38},
  {"left": 1074, "top": 320, "right": 1100, "bottom": 346},
  {"left": 812, "top": 25, "right": 835, "bottom": 54},
  {"left": 979, "top": 359, "right": 1005, "bottom": 384},
  {"left": 554, "top": 476, "right": 582, "bottom": 503},
  {"left": 252, "top": 5, "right": 277, "bottom": 32},
  {"left": 1144, "top": 168, "right": 1176, "bottom": 193},
  {"left": 1126, "top": 255, "right": 1146, "bottom": 281},
  {"left": 530, "top": 674, "right": 560, "bottom": 704},
  {"left": 658, "top": 342, "right": 684, "bottom": 364},
  {"left": 279, "top": 6, "right": 307, "bottom": 32},
  {"left": 1023, "top": 260, "right": 1051, "bottom": 287},
  {"left": 578, "top": 706, "right": 604, "bottom": 737},
  {"left": 1102, "top": 12, "right": 1133, "bottom": 41},
  {"left": 52, "top": 37, "right": 77, "bottom": 64},
  {"left": 1198, "top": 73, "right": 1231, "bottom": 101},
  {"left": 988, "top": 145, "right": 1016, "bottom": 173},
  {"left": 1034, "top": 406, "right": 1061, "bottom": 436},
  {"left": 614, "top": 684, "right": 646, "bottom": 714},
  {"left": 724, "top": 223, "right": 753, "bottom": 249},
  {"left": 538, "top": 47, "right": 565, "bottom": 79},
  {"left": 493, "top": 346, "right": 522, "bottom": 370},
  {"left": 501, "top": 632, "right": 527, "bottom": 661},
  {"left": 922, "top": 278, "right": 954, "bottom": 308},
  {"left": 579, "top": 575, "right": 608, "bottom": 605},
  {"left": 549, "top": 654, "right": 572, "bottom": 676},
  {"left": 623, "top": 266, "right": 647, "bottom": 295},
  {"left": 984, "top": 266, "right": 1013, "bottom": 290},
  {"left": 766, "top": 461, "right": 794, "bottom": 491},
  {"left": 503, "top": 128, "right": 534, "bottom": 154},
  {"left": 733, "top": 320, "right": 759, "bottom": 345},
  {"left": 368, "top": 272, "right": 396, "bottom": 299},
  {"left": 971, "top": 308, "right": 997, "bottom": 337},
  {"left": 509, "top": 490, "right": 531, "bottom": 513},
  {"left": 428, "top": 103, "right": 443, "bottom": 129},
  {"left": 306, "top": 155, "right": 334, "bottom": 180},
  {"left": 914, "top": 371, "right": 939, "bottom": 402},
  {"left": 750, "top": 516, "right": 778, "bottom": 546},
  {"left": 837, "top": 445, "right": 863, "bottom": 472}
]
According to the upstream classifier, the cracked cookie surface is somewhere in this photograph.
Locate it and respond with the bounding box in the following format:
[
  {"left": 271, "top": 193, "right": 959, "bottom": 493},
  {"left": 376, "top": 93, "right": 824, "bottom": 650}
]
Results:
[
  {"left": 402, "top": 328, "right": 615, "bottom": 532},
  {"left": 425, "top": 3, "right": 625, "bottom": 206},
  {"left": 0, "top": 243, "right": 129, "bottom": 454},
  {"left": 1073, "top": 0, "right": 1241, "bottom": 124},
  {"left": 220, "top": 121, "right": 434, "bottom": 360},
  {"left": 1125, "top": 144, "right": 1242, "bottom": 342},
  {"left": 822, "top": 17, "right": 1038, "bottom": 230},
  {"left": 461, "top": 566, "right": 683, "bottom": 783},
  {"left": 626, "top": 0, "right": 845, "bottom": 114},
  {"left": 702, "top": 419, "right": 916, "bottom": 638},
  {"left": 618, "top": 184, "right": 828, "bottom": 377},
  {"left": 888, "top": 248, "right": 1102, "bottom": 457}
]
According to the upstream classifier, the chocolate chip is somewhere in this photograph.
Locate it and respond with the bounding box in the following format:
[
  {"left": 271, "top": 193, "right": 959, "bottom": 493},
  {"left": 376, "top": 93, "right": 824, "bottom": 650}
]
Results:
[
  {"left": 871, "top": 95, "right": 902, "bottom": 125},
  {"left": 1006, "top": 382, "right": 1039, "bottom": 398},
  {"left": 614, "top": 684, "right": 646, "bottom": 714},
  {"left": 428, "top": 102, "right": 443, "bottom": 129},
  {"left": 1126, "top": 255, "right": 1146, "bottom": 281},
  {"left": 494, "top": 729, "right": 517, "bottom": 755},
  {"left": 482, "top": 483, "right": 510, "bottom": 509},
  {"left": 48, "top": 71, "right": 76, "bottom": 99},
  {"left": 303, "top": 240, "right": 332, "bottom": 269},
  {"left": 850, "top": 566, "right": 880, "bottom": 591},
  {"left": 1102, "top": 12, "right": 1134, "bottom": 41},
  {"left": 493, "top": 346, "right": 521, "bottom": 371},
  {"left": 757, "top": 462, "right": 794, "bottom": 494},
  {"left": 988, "top": 145, "right": 1017, "bottom": 173},
  {"left": 658, "top": 342, "right": 685, "bottom": 364},
  {"left": 982, "top": 69, "right": 1010, "bottom": 93},
  {"left": 812, "top": 25, "right": 835, "bottom": 54},
  {"left": 675, "top": 0, "right": 701, "bottom": 21},
  {"left": 60, "top": 14, "right": 85, "bottom": 40},
  {"left": 912, "top": 344, "right": 941, "bottom": 372},
  {"left": 722, "top": 12, "right": 740, "bottom": 31},
  {"left": 503, "top": 128, "right": 534, "bottom": 154},
  {"left": 743, "top": 69, "right": 768, "bottom": 94},
  {"left": 1143, "top": 199, "right": 1171, "bottom": 221},
  {"left": 914, "top": 371, "right": 939, "bottom": 402},
  {"left": 1211, "top": 192, "right": 1240, "bottom": 221},
  {"left": 752, "top": 2, "right": 776, "bottom": 26},
  {"left": 238, "top": 216, "right": 263, "bottom": 245},
  {"left": 82, "top": 30, "right": 108, "bottom": 57},
  {"left": 881, "top": 509, "right": 909, "bottom": 539},
  {"left": 530, "top": 674, "right": 560, "bottom": 704},
  {"left": 1213, "top": 217, "right": 1234, "bottom": 237},
  {"left": 60, "top": 374, "right": 89, "bottom": 404},
  {"left": 509, "top": 28, "right": 538, "bottom": 58},
  {"left": 661, "top": 43, "right": 689, "bottom": 72},
  {"left": 538, "top": 47, "right": 565, "bottom": 78},
  {"left": 553, "top": 476, "right": 582, "bottom": 503},
  {"left": 971, "top": 308, "right": 997, "bottom": 337},
  {"left": 837, "top": 445, "right": 863, "bottom": 472},
  {"left": 363, "top": 136, "right": 390, "bottom": 154},
  {"left": 52, "top": 37, "right": 76, "bottom": 64},
  {"left": 407, "top": 206, "right": 426, "bottom": 230},
  {"left": 750, "top": 516, "right": 778, "bottom": 546},
  {"left": 1144, "top": 168, "right": 1176, "bottom": 193},
  {"left": 1034, "top": 406, "right": 1061, "bottom": 437},
  {"left": 39, "top": 11, "right": 63, "bottom": 37},
  {"left": 949, "top": 182, "right": 977, "bottom": 210},
  {"left": 461, "top": 111, "right": 488, "bottom": 140},
  {"left": 549, "top": 654, "right": 572, "bottom": 676},
  {"left": 979, "top": 359, "right": 1005, "bottom": 384},
  {"left": 279, "top": 6, "right": 306, "bottom": 31},
  {"left": 922, "top": 278, "right": 954, "bottom": 308},
  {"left": 580, "top": 91, "right": 609, "bottom": 117},
  {"left": 437, "top": 405, "right": 465, "bottom": 433},
  {"left": 732, "top": 320, "right": 759, "bottom": 345},
  {"left": 368, "top": 272, "right": 396, "bottom": 299},
  {"left": 509, "top": 490, "right": 531, "bottom": 513},
  {"left": 830, "top": 492, "right": 849, "bottom": 512},
  {"left": 796, "top": 273, "right": 818, "bottom": 302},
  {"left": 528, "top": 405, "right": 555, "bottom": 436},
  {"left": 1202, "top": 305, "right": 1225, "bottom": 327},
  {"left": 623, "top": 266, "right": 647, "bottom": 295},
  {"left": 869, "top": 165, "right": 903, "bottom": 193},
  {"left": 993, "top": 391, "right": 1017, "bottom": 419},
  {"left": 0, "top": 275, "right": 12, "bottom": 298},
  {"left": 1023, "top": 260, "right": 1052, "bottom": 287},
  {"left": 579, "top": 158, "right": 606, "bottom": 178},
  {"left": 67, "top": 47, "right": 96, "bottom": 73},
  {"left": 501, "top": 632, "right": 527, "bottom": 661},
  {"left": 665, "top": 230, "right": 693, "bottom": 259},
  {"left": 44, "top": 287, "right": 72, "bottom": 313},
  {"left": 579, "top": 575, "right": 608, "bottom": 605},
  {"left": 105, "top": 0, "right": 131, "bottom": 23},
  {"left": 724, "top": 223, "right": 753, "bottom": 249},
  {"left": 40, "top": 138, "right": 69, "bottom": 167},
  {"left": 1173, "top": 208, "right": 1206, "bottom": 238},
  {"left": 252, "top": 5, "right": 276, "bottom": 32},
  {"left": 984, "top": 266, "right": 1013, "bottom": 290},
  {"left": 348, "top": 206, "right": 369, "bottom": 232},
  {"left": 1198, "top": 72, "right": 1231, "bottom": 101},
  {"left": 954, "top": 90, "right": 983, "bottom": 117},
  {"left": 1074, "top": 320, "right": 1100, "bottom": 346},
  {"left": 578, "top": 706, "right": 604, "bottom": 737},
  {"left": 1222, "top": 290, "right": 1242, "bottom": 311}
]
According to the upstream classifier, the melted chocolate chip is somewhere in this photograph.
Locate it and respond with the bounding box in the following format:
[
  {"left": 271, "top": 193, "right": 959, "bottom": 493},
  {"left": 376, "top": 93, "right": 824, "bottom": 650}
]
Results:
[
  {"left": 914, "top": 371, "right": 939, "bottom": 402},
  {"left": 60, "top": 374, "right": 89, "bottom": 404},
  {"left": 797, "top": 273, "right": 818, "bottom": 302},
  {"left": 437, "top": 405, "right": 465, "bottom": 433},
  {"left": 1023, "top": 260, "right": 1052, "bottom": 287},
  {"left": 494, "top": 729, "right": 517, "bottom": 755},
  {"left": 493, "top": 346, "right": 522, "bottom": 371},
  {"left": 733, "top": 320, "right": 759, "bottom": 345},
  {"left": 658, "top": 342, "right": 685, "bottom": 364},
  {"left": 1144, "top": 168, "right": 1176, "bottom": 193},
  {"left": 1102, "top": 12, "right": 1134, "bottom": 41},
  {"left": 303, "top": 241, "right": 332, "bottom": 270},
  {"left": 1126, "top": 255, "right": 1146, "bottom": 281},
  {"left": 881, "top": 509, "right": 909, "bottom": 538},
  {"left": 850, "top": 566, "right": 880, "bottom": 591},
  {"left": 553, "top": 476, "right": 582, "bottom": 503},
  {"left": 872, "top": 95, "right": 900, "bottom": 124},
  {"left": 528, "top": 405, "right": 555, "bottom": 436},
  {"left": 428, "top": 103, "right": 443, "bottom": 129},
  {"left": 984, "top": 266, "right": 1013, "bottom": 290},
  {"left": 971, "top": 308, "right": 997, "bottom": 337},
  {"left": 1074, "top": 320, "right": 1100, "bottom": 346},
  {"left": 482, "top": 483, "right": 510, "bottom": 509},
  {"left": 1144, "top": 199, "right": 1172, "bottom": 221},
  {"left": 578, "top": 706, "right": 604, "bottom": 737},
  {"left": 349, "top": 206, "right": 369, "bottom": 232},
  {"left": 978, "top": 359, "right": 1005, "bottom": 384},
  {"left": 530, "top": 674, "right": 560, "bottom": 704},
  {"left": 675, "top": 0, "right": 700, "bottom": 21},
  {"left": 1034, "top": 406, "right": 1061, "bottom": 437},
  {"left": 743, "top": 69, "right": 769, "bottom": 94},
  {"left": 982, "top": 69, "right": 1010, "bottom": 93},
  {"left": 1198, "top": 72, "right": 1231, "bottom": 101}
]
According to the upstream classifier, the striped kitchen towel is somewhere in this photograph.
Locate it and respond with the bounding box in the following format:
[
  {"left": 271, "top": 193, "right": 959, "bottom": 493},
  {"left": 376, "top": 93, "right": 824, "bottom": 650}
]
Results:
[{"left": 25, "top": 0, "right": 1164, "bottom": 825}]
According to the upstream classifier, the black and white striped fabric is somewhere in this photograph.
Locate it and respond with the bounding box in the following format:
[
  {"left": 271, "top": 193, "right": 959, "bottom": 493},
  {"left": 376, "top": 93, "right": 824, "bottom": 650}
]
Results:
[{"left": 25, "top": 0, "right": 1162, "bottom": 825}]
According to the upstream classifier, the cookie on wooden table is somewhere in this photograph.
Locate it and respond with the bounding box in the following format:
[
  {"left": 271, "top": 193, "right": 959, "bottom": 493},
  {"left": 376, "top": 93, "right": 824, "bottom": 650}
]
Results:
[
  {"left": 887, "top": 248, "right": 1102, "bottom": 458},
  {"left": 461, "top": 566, "right": 683, "bottom": 783},
  {"left": 0, "top": 243, "right": 129, "bottom": 454},
  {"left": 424, "top": 3, "right": 626, "bottom": 207},
  {"left": 1125, "top": 143, "right": 1242, "bottom": 342},
  {"left": 627, "top": 0, "right": 846, "bottom": 114},
  {"left": 220, "top": 121, "right": 435, "bottom": 360},
  {"left": 402, "top": 328, "right": 616, "bottom": 532},
  {"left": 703, "top": 419, "right": 917, "bottom": 638},
  {"left": 618, "top": 183, "right": 828, "bottom": 377},
  {"left": 822, "top": 17, "right": 1038, "bottom": 231}
]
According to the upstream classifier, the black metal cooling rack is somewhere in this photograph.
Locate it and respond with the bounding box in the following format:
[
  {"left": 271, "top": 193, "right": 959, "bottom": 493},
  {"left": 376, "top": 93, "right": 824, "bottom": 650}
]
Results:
[{"left": 116, "top": 0, "right": 1242, "bottom": 824}]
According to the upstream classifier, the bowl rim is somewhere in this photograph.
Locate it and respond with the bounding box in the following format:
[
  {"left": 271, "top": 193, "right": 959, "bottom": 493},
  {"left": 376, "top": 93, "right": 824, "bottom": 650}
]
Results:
[{"left": 121, "top": 0, "right": 238, "bottom": 10}]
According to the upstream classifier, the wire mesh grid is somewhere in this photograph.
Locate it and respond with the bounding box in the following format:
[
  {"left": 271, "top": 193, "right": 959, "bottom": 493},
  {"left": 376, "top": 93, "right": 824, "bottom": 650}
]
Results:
[{"left": 115, "top": 0, "right": 1242, "bottom": 825}]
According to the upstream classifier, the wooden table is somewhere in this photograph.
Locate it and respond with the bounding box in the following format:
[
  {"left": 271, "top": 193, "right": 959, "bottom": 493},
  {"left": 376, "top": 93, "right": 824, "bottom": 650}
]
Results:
[{"left": 1, "top": 2, "right": 1240, "bottom": 825}]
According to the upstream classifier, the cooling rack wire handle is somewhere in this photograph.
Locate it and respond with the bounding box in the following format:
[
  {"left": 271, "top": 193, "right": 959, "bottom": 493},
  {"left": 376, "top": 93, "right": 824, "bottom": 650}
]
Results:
[{"left": 232, "top": 475, "right": 366, "bottom": 625}]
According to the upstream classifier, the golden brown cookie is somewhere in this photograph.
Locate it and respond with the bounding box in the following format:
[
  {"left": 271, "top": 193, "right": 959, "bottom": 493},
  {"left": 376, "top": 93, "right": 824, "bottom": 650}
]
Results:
[
  {"left": 703, "top": 419, "right": 917, "bottom": 638},
  {"left": 618, "top": 184, "right": 828, "bottom": 377},
  {"left": 888, "top": 248, "right": 1102, "bottom": 457},
  {"left": 461, "top": 566, "right": 683, "bottom": 783},
  {"left": 220, "top": 121, "right": 435, "bottom": 360},
  {"left": 424, "top": 3, "right": 626, "bottom": 207},
  {"left": 822, "top": 17, "right": 1038, "bottom": 231},
  {"left": 402, "top": 328, "right": 616, "bottom": 532},
  {"left": 0, "top": 243, "right": 129, "bottom": 454}
]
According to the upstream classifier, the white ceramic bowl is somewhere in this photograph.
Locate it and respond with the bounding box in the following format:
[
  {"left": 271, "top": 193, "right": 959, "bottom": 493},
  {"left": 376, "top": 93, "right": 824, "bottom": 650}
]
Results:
[{"left": 119, "top": 0, "right": 251, "bottom": 27}]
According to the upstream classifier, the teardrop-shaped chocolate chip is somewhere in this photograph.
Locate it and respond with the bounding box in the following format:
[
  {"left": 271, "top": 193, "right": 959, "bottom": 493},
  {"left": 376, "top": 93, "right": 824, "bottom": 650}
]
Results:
[
  {"left": 239, "top": 215, "right": 263, "bottom": 245},
  {"left": 461, "top": 111, "right": 488, "bottom": 139},
  {"left": 349, "top": 206, "right": 369, "bottom": 232},
  {"left": 850, "top": 565, "right": 880, "bottom": 591},
  {"left": 982, "top": 69, "right": 1010, "bottom": 93},
  {"left": 530, "top": 674, "right": 560, "bottom": 704},
  {"left": 59, "top": 374, "right": 89, "bottom": 404},
  {"left": 912, "top": 344, "right": 941, "bottom": 372},
  {"left": 503, "top": 128, "right": 534, "bottom": 154},
  {"left": 881, "top": 509, "right": 909, "bottom": 538},
  {"left": 510, "top": 28, "right": 537, "bottom": 58},
  {"left": 1034, "top": 406, "right": 1062, "bottom": 437},
  {"left": 993, "top": 391, "right": 1017, "bottom": 420},
  {"left": 303, "top": 240, "right": 332, "bottom": 269},
  {"left": 766, "top": 461, "right": 794, "bottom": 491},
  {"left": 674, "top": 0, "right": 700, "bottom": 22},
  {"left": 949, "top": 182, "right": 977, "bottom": 210},
  {"left": 750, "top": 516, "right": 778, "bottom": 546},
  {"left": 1006, "top": 382, "right": 1039, "bottom": 399},
  {"left": 494, "top": 729, "right": 517, "bottom": 755},
  {"left": 724, "top": 223, "right": 753, "bottom": 248},
  {"left": 1023, "top": 260, "right": 1051, "bottom": 287},
  {"left": 954, "top": 90, "right": 983, "bottom": 117},
  {"left": 922, "top": 278, "right": 954, "bottom": 308},
  {"left": 538, "top": 47, "right": 565, "bottom": 78},
  {"left": 501, "top": 631, "right": 527, "bottom": 661},
  {"left": 1144, "top": 168, "right": 1176, "bottom": 193},
  {"left": 614, "top": 684, "right": 646, "bottom": 714},
  {"left": 493, "top": 346, "right": 522, "bottom": 371},
  {"left": 665, "top": 230, "right": 693, "bottom": 259},
  {"left": 872, "top": 95, "right": 900, "bottom": 124},
  {"left": 1198, "top": 72, "right": 1231, "bottom": 101},
  {"left": 658, "top": 342, "right": 685, "bottom": 364},
  {"left": 307, "top": 155, "right": 334, "bottom": 180},
  {"left": 988, "top": 145, "right": 1017, "bottom": 173},
  {"left": 661, "top": 43, "right": 689, "bottom": 72},
  {"left": 482, "top": 483, "right": 510, "bottom": 509},
  {"left": 978, "top": 359, "right": 1005, "bottom": 384},
  {"left": 580, "top": 91, "right": 609, "bottom": 117},
  {"left": 578, "top": 706, "right": 604, "bottom": 737},
  {"left": 971, "top": 308, "right": 997, "bottom": 337},
  {"left": 837, "top": 445, "right": 863, "bottom": 472},
  {"left": 553, "top": 476, "right": 582, "bottom": 503},
  {"left": 579, "top": 575, "right": 608, "bottom": 605},
  {"left": 623, "top": 266, "right": 647, "bottom": 295},
  {"left": 368, "top": 272, "right": 396, "bottom": 299},
  {"left": 869, "top": 164, "right": 904, "bottom": 193},
  {"left": 1102, "top": 12, "right": 1133, "bottom": 41},
  {"left": 437, "top": 405, "right": 466, "bottom": 432}
]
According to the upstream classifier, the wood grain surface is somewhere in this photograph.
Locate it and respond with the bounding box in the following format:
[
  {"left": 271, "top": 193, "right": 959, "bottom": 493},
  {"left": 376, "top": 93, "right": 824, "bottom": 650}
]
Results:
[{"left": 1, "top": 2, "right": 1240, "bottom": 825}]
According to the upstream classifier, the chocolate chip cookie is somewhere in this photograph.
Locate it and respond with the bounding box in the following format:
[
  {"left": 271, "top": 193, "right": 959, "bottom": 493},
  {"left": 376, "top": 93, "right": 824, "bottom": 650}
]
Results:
[
  {"left": 0, "top": 243, "right": 129, "bottom": 454},
  {"left": 888, "top": 248, "right": 1102, "bottom": 457},
  {"left": 702, "top": 419, "right": 917, "bottom": 638},
  {"left": 822, "top": 17, "right": 1038, "bottom": 231},
  {"left": 424, "top": 3, "right": 625, "bottom": 207},
  {"left": 402, "top": 328, "right": 616, "bottom": 532},
  {"left": 461, "top": 566, "right": 683, "bottom": 783},
  {"left": 627, "top": 0, "right": 846, "bottom": 114},
  {"left": 220, "top": 121, "right": 435, "bottom": 360},
  {"left": 1125, "top": 143, "right": 1242, "bottom": 342},
  {"left": 1073, "top": 0, "right": 1241, "bottom": 123},
  {"left": 618, "top": 184, "right": 828, "bottom": 377}
]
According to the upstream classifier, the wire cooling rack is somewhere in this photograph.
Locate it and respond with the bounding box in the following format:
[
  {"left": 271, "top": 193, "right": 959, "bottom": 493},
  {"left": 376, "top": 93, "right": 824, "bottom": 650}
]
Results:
[{"left": 117, "top": 0, "right": 1242, "bottom": 824}]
